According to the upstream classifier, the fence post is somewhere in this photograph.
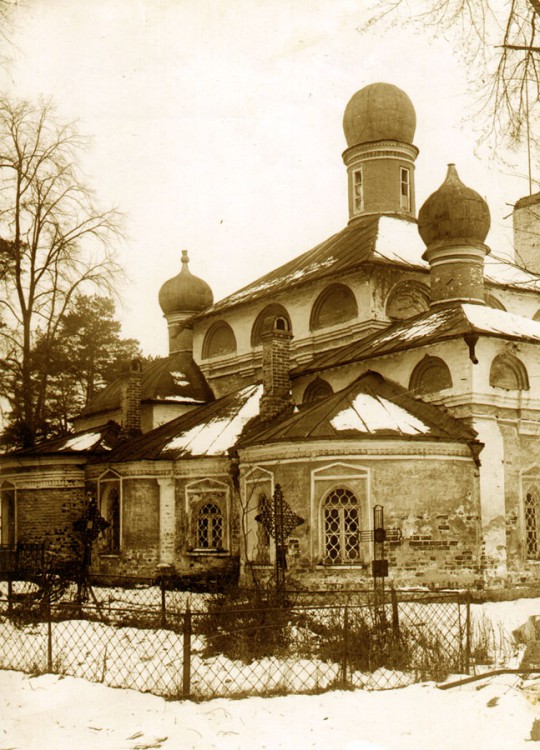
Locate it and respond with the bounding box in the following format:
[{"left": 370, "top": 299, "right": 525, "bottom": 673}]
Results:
[
  {"left": 465, "top": 591, "right": 471, "bottom": 674},
  {"left": 160, "top": 577, "right": 167, "bottom": 629},
  {"left": 46, "top": 589, "right": 53, "bottom": 673},
  {"left": 7, "top": 576, "right": 12, "bottom": 614},
  {"left": 182, "top": 605, "right": 192, "bottom": 698},
  {"left": 341, "top": 605, "right": 349, "bottom": 687}
]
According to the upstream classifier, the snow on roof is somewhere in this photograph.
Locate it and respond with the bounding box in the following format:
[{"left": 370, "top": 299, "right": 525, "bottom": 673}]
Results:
[
  {"left": 330, "top": 393, "right": 431, "bottom": 435},
  {"left": 208, "top": 257, "right": 337, "bottom": 311},
  {"left": 462, "top": 303, "right": 540, "bottom": 341},
  {"left": 170, "top": 371, "right": 190, "bottom": 387},
  {"left": 373, "top": 216, "right": 425, "bottom": 267},
  {"left": 60, "top": 432, "right": 111, "bottom": 452},
  {"left": 161, "top": 384, "right": 262, "bottom": 457}
]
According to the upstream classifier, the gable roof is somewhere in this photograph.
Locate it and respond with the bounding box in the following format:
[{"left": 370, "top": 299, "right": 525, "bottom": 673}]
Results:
[
  {"left": 98, "top": 383, "right": 262, "bottom": 462},
  {"left": 239, "top": 371, "right": 479, "bottom": 449},
  {"left": 79, "top": 352, "right": 214, "bottom": 418},
  {"left": 293, "top": 302, "right": 540, "bottom": 377}
]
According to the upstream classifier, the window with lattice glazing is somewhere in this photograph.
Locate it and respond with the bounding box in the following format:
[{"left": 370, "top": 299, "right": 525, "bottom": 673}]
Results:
[
  {"left": 197, "top": 502, "right": 223, "bottom": 549},
  {"left": 323, "top": 487, "right": 360, "bottom": 564},
  {"left": 525, "top": 488, "right": 540, "bottom": 560}
]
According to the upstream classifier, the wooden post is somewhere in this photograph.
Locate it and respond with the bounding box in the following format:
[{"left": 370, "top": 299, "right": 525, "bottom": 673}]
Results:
[
  {"left": 341, "top": 605, "right": 349, "bottom": 686},
  {"left": 46, "top": 590, "right": 53, "bottom": 673},
  {"left": 161, "top": 577, "right": 167, "bottom": 629},
  {"left": 465, "top": 591, "right": 471, "bottom": 675},
  {"left": 182, "top": 605, "right": 192, "bottom": 697}
]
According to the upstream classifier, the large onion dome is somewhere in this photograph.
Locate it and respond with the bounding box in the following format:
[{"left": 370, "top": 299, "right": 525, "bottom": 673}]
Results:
[
  {"left": 158, "top": 250, "right": 213, "bottom": 316},
  {"left": 418, "top": 164, "right": 491, "bottom": 247},
  {"left": 343, "top": 82, "right": 416, "bottom": 148}
]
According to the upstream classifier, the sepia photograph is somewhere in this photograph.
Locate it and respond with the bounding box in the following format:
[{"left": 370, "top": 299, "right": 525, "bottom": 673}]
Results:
[{"left": 1, "top": 1, "right": 540, "bottom": 748}]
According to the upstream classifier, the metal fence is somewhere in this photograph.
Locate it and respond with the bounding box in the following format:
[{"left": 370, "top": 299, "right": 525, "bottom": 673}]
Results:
[{"left": 0, "top": 579, "right": 472, "bottom": 700}]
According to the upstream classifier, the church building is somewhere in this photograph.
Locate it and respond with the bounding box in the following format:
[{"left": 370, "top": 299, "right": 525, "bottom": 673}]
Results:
[{"left": 3, "top": 82, "right": 540, "bottom": 590}]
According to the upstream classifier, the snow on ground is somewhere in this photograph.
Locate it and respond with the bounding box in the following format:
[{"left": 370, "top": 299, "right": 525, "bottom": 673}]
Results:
[
  {"left": 2, "top": 596, "right": 540, "bottom": 748},
  {"left": 1, "top": 669, "right": 539, "bottom": 750}
]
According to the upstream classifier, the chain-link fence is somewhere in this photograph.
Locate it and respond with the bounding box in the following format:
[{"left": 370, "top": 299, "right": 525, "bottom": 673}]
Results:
[{"left": 0, "top": 578, "right": 475, "bottom": 700}]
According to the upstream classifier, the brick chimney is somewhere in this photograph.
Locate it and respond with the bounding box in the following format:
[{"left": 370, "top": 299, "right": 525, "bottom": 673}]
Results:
[
  {"left": 259, "top": 317, "right": 294, "bottom": 422},
  {"left": 120, "top": 358, "right": 142, "bottom": 437}
]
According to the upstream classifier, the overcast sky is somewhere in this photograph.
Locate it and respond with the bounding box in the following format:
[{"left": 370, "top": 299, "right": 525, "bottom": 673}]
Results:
[{"left": 0, "top": 0, "right": 533, "bottom": 355}]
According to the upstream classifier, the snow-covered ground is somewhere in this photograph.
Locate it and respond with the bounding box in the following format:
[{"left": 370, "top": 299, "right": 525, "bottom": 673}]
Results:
[
  {"left": 1, "top": 668, "right": 539, "bottom": 750},
  {"left": 1, "top": 596, "right": 540, "bottom": 748}
]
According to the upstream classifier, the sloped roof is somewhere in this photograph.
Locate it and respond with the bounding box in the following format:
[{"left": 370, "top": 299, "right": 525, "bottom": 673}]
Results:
[
  {"left": 193, "top": 212, "right": 540, "bottom": 321},
  {"left": 98, "top": 383, "right": 262, "bottom": 462},
  {"left": 8, "top": 422, "right": 121, "bottom": 457},
  {"left": 80, "top": 352, "right": 214, "bottom": 418},
  {"left": 239, "top": 371, "right": 478, "bottom": 448},
  {"left": 195, "top": 215, "right": 384, "bottom": 317},
  {"left": 293, "top": 302, "right": 540, "bottom": 377}
]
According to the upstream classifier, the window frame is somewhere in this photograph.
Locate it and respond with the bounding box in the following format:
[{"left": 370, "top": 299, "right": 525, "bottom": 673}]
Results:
[
  {"left": 186, "top": 478, "right": 230, "bottom": 554},
  {"left": 352, "top": 167, "right": 363, "bottom": 214},
  {"left": 0, "top": 481, "right": 16, "bottom": 548},
  {"left": 322, "top": 487, "right": 362, "bottom": 565},
  {"left": 97, "top": 471, "right": 122, "bottom": 556},
  {"left": 400, "top": 167, "right": 411, "bottom": 212}
]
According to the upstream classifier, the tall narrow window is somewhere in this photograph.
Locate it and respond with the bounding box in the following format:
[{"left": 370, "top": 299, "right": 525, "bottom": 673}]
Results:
[
  {"left": 400, "top": 167, "right": 410, "bottom": 211},
  {"left": 101, "top": 485, "right": 121, "bottom": 554},
  {"left": 525, "top": 490, "right": 540, "bottom": 560},
  {"left": 255, "top": 492, "right": 271, "bottom": 563},
  {"left": 323, "top": 488, "right": 360, "bottom": 564},
  {"left": 353, "top": 168, "right": 363, "bottom": 213},
  {"left": 197, "top": 502, "right": 223, "bottom": 549},
  {"left": 0, "top": 484, "right": 15, "bottom": 547}
]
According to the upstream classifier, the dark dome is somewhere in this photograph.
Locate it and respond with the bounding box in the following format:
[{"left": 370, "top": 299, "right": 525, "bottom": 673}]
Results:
[
  {"left": 418, "top": 164, "right": 490, "bottom": 247},
  {"left": 343, "top": 83, "right": 416, "bottom": 148},
  {"left": 158, "top": 250, "right": 213, "bottom": 316}
]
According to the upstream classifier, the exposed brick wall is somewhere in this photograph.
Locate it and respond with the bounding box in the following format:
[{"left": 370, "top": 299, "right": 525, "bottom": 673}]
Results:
[
  {"left": 260, "top": 327, "right": 293, "bottom": 422},
  {"left": 239, "top": 452, "right": 482, "bottom": 589},
  {"left": 120, "top": 360, "right": 142, "bottom": 437},
  {"left": 17, "top": 486, "right": 86, "bottom": 566}
]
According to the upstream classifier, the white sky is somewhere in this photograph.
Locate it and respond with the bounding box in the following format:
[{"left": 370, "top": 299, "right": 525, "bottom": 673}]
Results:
[{"left": 0, "top": 0, "right": 534, "bottom": 355}]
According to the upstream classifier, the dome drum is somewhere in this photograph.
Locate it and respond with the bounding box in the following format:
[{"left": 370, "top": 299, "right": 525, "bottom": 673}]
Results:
[
  {"left": 342, "top": 84, "right": 418, "bottom": 221},
  {"left": 418, "top": 165, "right": 491, "bottom": 306}
]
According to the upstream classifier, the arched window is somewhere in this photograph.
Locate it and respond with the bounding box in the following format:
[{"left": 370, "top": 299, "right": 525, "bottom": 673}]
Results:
[
  {"left": 409, "top": 356, "right": 452, "bottom": 395},
  {"left": 251, "top": 304, "right": 292, "bottom": 346},
  {"left": 525, "top": 485, "right": 540, "bottom": 560},
  {"left": 322, "top": 487, "right": 360, "bottom": 564},
  {"left": 196, "top": 502, "right": 223, "bottom": 549},
  {"left": 485, "top": 294, "right": 506, "bottom": 311},
  {"left": 202, "top": 321, "right": 237, "bottom": 359},
  {"left": 310, "top": 284, "right": 358, "bottom": 331},
  {"left": 100, "top": 485, "right": 121, "bottom": 554},
  {"left": 386, "top": 281, "right": 430, "bottom": 321},
  {"left": 489, "top": 353, "right": 529, "bottom": 391},
  {"left": 0, "top": 482, "right": 15, "bottom": 547},
  {"left": 303, "top": 378, "right": 333, "bottom": 404}
]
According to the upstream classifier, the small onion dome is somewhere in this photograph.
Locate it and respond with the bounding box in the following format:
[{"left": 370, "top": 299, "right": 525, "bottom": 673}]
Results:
[
  {"left": 343, "top": 82, "right": 416, "bottom": 148},
  {"left": 158, "top": 250, "right": 214, "bottom": 316},
  {"left": 418, "top": 164, "right": 491, "bottom": 248}
]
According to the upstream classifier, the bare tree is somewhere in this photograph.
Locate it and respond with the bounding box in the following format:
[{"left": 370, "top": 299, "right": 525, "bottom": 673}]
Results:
[
  {"left": 0, "top": 97, "right": 123, "bottom": 447},
  {"left": 368, "top": 0, "right": 540, "bottom": 146}
]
